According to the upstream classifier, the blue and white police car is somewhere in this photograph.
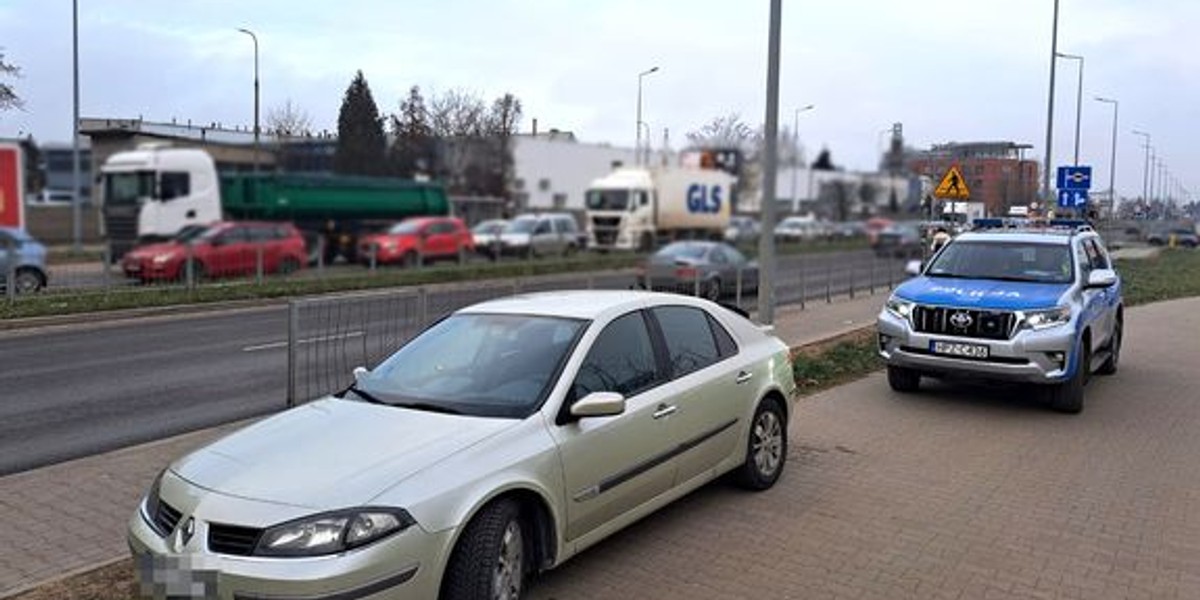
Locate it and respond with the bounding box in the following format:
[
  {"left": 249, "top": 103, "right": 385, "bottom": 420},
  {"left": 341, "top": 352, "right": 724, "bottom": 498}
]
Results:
[{"left": 877, "top": 220, "right": 1123, "bottom": 413}]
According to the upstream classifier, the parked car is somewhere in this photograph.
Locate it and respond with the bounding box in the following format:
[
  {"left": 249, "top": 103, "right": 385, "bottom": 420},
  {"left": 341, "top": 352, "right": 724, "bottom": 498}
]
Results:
[
  {"left": 25, "top": 189, "right": 77, "bottom": 207},
  {"left": 873, "top": 223, "right": 923, "bottom": 258},
  {"left": 1146, "top": 228, "right": 1199, "bottom": 248},
  {"left": 471, "top": 219, "right": 509, "bottom": 256},
  {"left": 358, "top": 217, "right": 473, "bottom": 267},
  {"left": 774, "top": 216, "right": 825, "bottom": 243},
  {"left": 497, "top": 213, "right": 584, "bottom": 258},
  {"left": 637, "top": 240, "right": 759, "bottom": 300},
  {"left": 128, "top": 291, "right": 796, "bottom": 600},
  {"left": 121, "top": 221, "right": 306, "bottom": 282},
  {"left": 0, "top": 227, "right": 48, "bottom": 294},
  {"left": 724, "top": 215, "right": 761, "bottom": 245},
  {"left": 831, "top": 221, "right": 868, "bottom": 239}
]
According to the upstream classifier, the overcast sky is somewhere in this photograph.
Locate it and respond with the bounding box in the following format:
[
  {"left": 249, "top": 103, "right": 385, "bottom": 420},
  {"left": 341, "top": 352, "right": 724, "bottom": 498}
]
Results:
[{"left": 1, "top": 0, "right": 1195, "bottom": 199}]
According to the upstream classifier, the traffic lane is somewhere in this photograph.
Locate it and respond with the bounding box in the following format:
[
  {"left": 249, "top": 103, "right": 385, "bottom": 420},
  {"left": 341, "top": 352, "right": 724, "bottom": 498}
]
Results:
[{"left": 529, "top": 297, "right": 1200, "bottom": 599}]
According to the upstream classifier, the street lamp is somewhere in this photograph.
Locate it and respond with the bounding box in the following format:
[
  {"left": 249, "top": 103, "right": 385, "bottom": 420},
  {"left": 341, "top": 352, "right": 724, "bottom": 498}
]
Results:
[
  {"left": 789, "top": 104, "right": 815, "bottom": 213},
  {"left": 1041, "top": 0, "right": 1061, "bottom": 200},
  {"left": 1055, "top": 52, "right": 1084, "bottom": 165},
  {"left": 1132, "top": 130, "right": 1150, "bottom": 202},
  {"left": 237, "top": 28, "right": 260, "bottom": 174},
  {"left": 635, "top": 66, "right": 659, "bottom": 166},
  {"left": 1094, "top": 97, "right": 1118, "bottom": 218},
  {"left": 71, "top": 0, "right": 82, "bottom": 251}
]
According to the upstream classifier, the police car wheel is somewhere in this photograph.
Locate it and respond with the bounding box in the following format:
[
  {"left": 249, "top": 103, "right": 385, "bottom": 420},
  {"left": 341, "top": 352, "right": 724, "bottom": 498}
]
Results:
[
  {"left": 1048, "top": 343, "right": 1088, "bottom": 414},
  {"left": 887, "top": 366, "right": 921, "bottom": 393}
]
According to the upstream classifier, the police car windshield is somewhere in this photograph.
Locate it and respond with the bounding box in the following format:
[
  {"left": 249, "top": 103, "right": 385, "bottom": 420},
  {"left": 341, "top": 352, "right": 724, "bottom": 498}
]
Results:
[{"left": 926, "top": 241, "right": 1074, "bottom": 284}]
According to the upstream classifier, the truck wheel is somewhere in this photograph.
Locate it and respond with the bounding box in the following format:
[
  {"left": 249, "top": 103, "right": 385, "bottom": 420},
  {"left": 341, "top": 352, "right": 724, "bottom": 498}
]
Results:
[
  {"left": 887, "top": 365, "right": 920, "bottom": 393},
  {"left": 1097, "top": 319, "right": 1122, "bottom": 375},
  {"left": 1048, "top": 342, "right": 1088, "bottom": 414}
]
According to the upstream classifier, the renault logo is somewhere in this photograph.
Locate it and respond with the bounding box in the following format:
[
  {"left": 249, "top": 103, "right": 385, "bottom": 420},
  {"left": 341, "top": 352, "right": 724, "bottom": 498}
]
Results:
[
  {"left": 949, "top": 311, "right": 973, "bottom": 329},
  {"left": 172, "top": 517, "right": 196, "bottom": 551}
]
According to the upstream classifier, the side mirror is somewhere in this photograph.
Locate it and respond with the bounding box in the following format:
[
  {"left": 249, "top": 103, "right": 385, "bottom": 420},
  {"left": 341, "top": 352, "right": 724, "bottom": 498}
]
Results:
[
  {"left": 1086, "top": 268, "right": 1118, "bottom": 289},
  {"left": 570, "top": 392, "right": 626, "bottom": 419},
  {"left": 353, "top": 366, "right": 369, "bottom": 384},
  {"left": 904, "top": 260, "right": 923, "bottom": 276}
]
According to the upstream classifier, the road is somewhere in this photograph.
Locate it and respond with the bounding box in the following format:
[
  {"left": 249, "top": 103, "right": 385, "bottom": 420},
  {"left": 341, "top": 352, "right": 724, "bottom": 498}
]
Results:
[
  {"left": 527, "top": 296, "right": 1200, "bottom": 599},
  {"left": 0, "top": 249, "right": 905, "bottom": 476}
]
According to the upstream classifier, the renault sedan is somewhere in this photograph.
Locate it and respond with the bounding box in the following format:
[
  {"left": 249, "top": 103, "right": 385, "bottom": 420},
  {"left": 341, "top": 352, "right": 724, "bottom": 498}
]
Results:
[{"left": 128, "top": 291, "right": 796, "bottom": 599}]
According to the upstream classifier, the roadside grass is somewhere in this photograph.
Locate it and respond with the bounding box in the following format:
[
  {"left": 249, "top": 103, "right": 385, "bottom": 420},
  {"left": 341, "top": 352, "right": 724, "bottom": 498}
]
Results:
[
  {"left": 1115, "top": 249, "right": 1200, "bottom": 306},
  {"left": 791, "top": 328, "right": 881, "bottom": 395}
]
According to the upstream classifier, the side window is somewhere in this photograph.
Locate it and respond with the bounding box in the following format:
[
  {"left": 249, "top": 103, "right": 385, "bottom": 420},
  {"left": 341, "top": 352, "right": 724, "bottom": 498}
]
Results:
[
  {"left": 160, "top": 172, "right": 190, "bottom": 201},
  {"left": 652, "top": 306, "right": 721, "bottom": 377},
  {"left": 710, "top": 247, "right": 729, "bottom": 265},
  {"left": 534, "top": 220, "right": 552, "bottom": 235},
  {"left": 707, "top": 314, "right": 739, "bottom": 358},
  {"left": 572, "top": 312, "right": 660, "bottom": 400},
  {"left": 726, "top": 246, "right": 747, "bottom": 265},
  {"left": 1074, "top": 242, "right": 1092, "bottom": 279},
  {"left": 1087, "top": 239, "right": 1110, "bottom": 270}
]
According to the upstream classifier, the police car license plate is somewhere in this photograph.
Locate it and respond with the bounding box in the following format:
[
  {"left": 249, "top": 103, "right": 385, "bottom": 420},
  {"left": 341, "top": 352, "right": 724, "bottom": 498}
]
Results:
[{"left": 930, "top": 340, "right": 989, "bottom": 359}]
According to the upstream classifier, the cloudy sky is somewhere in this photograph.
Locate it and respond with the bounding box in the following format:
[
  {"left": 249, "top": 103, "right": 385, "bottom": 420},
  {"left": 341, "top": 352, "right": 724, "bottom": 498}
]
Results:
[{"left": 1, "top": 0, "right": 1195, "bottom": 199}]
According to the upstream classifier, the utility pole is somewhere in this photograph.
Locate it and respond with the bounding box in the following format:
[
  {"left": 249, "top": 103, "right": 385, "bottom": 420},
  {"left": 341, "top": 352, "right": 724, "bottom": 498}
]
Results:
[
  {"left": 758, "top": 0, "right": 782, "bottom": 324},
  {"left": 1041, "top": 0, "right": 1061, "bottom": 201},
  {"left": 1095, "top": 97, "right": 1118, "bottom": 219},
  {"left": 71, "top": 0, "right": 82, "bottom": 251},
  {"left": 1055, "top": 53, "right": 1084, "bottom": 166},
  {"left": 635, "top": 67, "right": 659, "bottom": 167},
  {"left": 1132, "top": 130, "right": 1150, "bottom": 203},
  {"left": 237, "top": 28, "right": 260, "bottom": 174}
]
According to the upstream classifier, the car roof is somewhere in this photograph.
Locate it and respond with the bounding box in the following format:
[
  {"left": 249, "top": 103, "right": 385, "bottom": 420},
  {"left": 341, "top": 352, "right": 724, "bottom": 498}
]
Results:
[
  {"left": 955, "top": 230, "right": 1078, "bottom": 245},
  {"left": 457, "top": 290, "right": 709, "bottom": 321}
]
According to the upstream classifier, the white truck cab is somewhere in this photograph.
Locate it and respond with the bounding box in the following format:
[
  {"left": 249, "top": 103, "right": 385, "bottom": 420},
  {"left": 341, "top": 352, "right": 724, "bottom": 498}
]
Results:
[{"left": 585, "top": 167, "right": 734, "bottom": 252}]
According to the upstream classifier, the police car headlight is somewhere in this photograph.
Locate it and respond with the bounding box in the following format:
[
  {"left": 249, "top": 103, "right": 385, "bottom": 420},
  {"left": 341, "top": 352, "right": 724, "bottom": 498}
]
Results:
[
  {"left": 885, "top": 296, "right": 915, "bottom": 320},
  {"left": 1023, "top": 306, "right": 1072, "bottom": 330}
]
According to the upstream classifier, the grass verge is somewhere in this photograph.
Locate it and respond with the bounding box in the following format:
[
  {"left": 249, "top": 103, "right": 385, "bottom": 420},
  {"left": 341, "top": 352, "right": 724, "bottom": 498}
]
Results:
[
  {"left": 1115, "top": 249, "right": 1200, "bottom": 306},
  {"left": 791, "top": 327, "right": 882, "bottom": 396}
]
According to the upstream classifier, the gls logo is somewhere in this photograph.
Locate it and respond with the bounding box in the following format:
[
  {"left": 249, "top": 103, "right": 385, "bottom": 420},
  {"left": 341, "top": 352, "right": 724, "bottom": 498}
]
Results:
[{"left": 686, "top": 184, "right": 723, "bottom": 214}]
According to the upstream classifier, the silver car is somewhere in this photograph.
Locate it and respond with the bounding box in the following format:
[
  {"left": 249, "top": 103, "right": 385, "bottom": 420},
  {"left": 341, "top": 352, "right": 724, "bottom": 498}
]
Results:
[
  {"left": 0, "top": 227, "right": 48, "bottom": 294},
  {"left": 128, "top": 291, "right": 796, "bottom": 599},
  {"left": 498, "top": 214, "right": 583, "bottom": 258}
]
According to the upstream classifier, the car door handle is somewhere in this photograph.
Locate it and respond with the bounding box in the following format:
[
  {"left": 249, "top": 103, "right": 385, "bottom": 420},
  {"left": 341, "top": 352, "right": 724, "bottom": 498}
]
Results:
[
  {"left": 735, "top": 371, "right": 753, "bottom": 385},
  {"left": 652, "top": 404, "right": 678, "bottom": 420}
]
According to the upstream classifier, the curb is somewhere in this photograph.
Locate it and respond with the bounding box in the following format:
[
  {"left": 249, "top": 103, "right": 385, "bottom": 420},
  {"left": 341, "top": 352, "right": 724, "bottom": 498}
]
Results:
[{"left": 0, "top": 557, "right": 127, "bottom": 600}]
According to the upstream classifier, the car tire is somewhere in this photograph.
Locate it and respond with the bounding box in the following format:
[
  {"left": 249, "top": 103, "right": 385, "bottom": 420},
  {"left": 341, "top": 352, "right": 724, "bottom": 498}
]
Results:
[
  {"left": 735, "top": 397, "right": 787, "bottom": 491},
  {"left": 1048, "top": 341, "right": 1088, "bottom": 414},
  {"left": 13, "top": 268, "right": 43, "bottom": 294},
  {"left": 278, "top": 257, "right": 300, "bottom": 276},
  {"left": 887, "top": 365, "right": 921, "bottom": 393},
  {"left": 1097, "top": 319, "right": 1121, "bottom": 375},
  {"left": 704, "top": 277, "right": 722, "bottom": 301},
  {"left": 440, "top": 499, "right": 526, "bottom": 600}
]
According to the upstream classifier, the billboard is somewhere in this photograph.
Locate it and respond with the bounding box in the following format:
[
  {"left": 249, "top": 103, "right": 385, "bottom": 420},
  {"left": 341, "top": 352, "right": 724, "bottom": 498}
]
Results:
[{"left": 0, "top": 142, "right": 24, "bottom": 229}]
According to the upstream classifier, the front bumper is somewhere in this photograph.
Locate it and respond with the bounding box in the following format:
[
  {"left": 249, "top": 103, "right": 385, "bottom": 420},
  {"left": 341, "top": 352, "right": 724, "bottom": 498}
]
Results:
[
  {"left": 127, "top": 490, "right": 454, "bottom": 599},
  {"left": 877, "top": 309, "right": 1076, "bottom": 384}
]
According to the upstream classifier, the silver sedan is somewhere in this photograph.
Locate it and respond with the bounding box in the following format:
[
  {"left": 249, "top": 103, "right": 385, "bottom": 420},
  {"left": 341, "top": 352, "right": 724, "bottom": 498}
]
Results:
[{"left": 128, "top": 291, "right": 797, "bottom": 599}]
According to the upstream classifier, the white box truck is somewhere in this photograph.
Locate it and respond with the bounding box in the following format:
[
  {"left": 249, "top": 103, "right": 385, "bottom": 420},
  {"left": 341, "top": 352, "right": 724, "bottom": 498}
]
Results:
[{"left": 585, "top": 167, "right": 735, "bottom": 252}]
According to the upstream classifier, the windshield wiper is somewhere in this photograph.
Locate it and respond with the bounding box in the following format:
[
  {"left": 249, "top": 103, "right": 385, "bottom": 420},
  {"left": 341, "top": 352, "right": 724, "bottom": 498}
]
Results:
[
  {"left": 390, "top": 401, "right": 463, "bottom": 415},
  {"left": 342, "top": 385, "right": 387, "bottom": 405},
  {"left": 925, "top": 272, "right": 971, "bottom": 279}
]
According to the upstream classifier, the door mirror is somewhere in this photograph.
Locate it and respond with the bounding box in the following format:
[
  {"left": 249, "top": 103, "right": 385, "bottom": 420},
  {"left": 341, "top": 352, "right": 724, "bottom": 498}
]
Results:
[
  {"left": 353, "top": 366, "right": 370, "bottom": 385},
  {"left": 904, "top": 259, "right": 923, "bottom": 276},
  {"left": 1086, "top": 268, "right": 1117, "bottom": 289},
  {"left": 570, "top": 391, "right": 626, "bottom": 419}
]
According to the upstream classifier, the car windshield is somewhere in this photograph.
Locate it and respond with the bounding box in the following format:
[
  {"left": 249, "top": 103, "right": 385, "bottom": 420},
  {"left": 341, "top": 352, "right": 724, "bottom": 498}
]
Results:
[
  {"left": 173, "top": 225, "right": 208, "bottom": 243},
  {"left": 355, "top": 313, "right": 586, "bottom": 418},
  {"left": 473, "top": 220, "right": 505, "bottom": 234},
  {"left": 104, "top": 171, "right": 156, "bottom": 206},
  {"left": 927, "top": 241, "right": 1074, "bottom": 284},
  {"left": 586, "top": 189, "right": 630, "bottom": 211},
  {"left": 657, "top": 242, "right": 710, "bottom": 260},
  {"left": 388, "top": 222, "right": 422, "bottom": 235},
  {"left": 506, "top": 219, "right": 538, "bottom": 234}
]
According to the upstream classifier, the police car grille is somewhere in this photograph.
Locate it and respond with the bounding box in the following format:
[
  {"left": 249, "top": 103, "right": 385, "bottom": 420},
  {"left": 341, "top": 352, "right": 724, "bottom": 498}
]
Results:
[{"left": 912, "top": 306, "right": 1015, "bottom": 341}]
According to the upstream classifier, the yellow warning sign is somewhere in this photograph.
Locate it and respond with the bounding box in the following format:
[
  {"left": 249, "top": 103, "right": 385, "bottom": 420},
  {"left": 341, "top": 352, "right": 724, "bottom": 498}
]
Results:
[{"left": 933, "top": 165, "right": 970, "bottom": 200}]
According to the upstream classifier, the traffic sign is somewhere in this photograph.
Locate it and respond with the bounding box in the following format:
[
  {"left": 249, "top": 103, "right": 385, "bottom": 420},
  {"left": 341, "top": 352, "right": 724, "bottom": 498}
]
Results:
[
  {"left": 0, "top": 143, "right": 25, "bottom": 230},
  {"left": 933, "top": 165, "right": 970, "bottom": 200},
  {"left": 1057, "top": 189, "right": 1088, "bottom": 209},
  {"left": 1056, "top": 166, "right": 1092, "bottom": 191}
]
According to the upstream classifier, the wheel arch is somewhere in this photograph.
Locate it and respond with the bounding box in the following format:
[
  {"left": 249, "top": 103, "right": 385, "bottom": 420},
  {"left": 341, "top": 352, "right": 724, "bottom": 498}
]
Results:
[{"left": 443, "top": 483, "right": 562, "bottom": 576}]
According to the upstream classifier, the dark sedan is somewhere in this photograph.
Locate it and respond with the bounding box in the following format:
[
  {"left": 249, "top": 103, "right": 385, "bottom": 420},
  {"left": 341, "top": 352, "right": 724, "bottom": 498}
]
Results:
[{"left": 636, "top": 241, "right": 759, "bottom": 301}]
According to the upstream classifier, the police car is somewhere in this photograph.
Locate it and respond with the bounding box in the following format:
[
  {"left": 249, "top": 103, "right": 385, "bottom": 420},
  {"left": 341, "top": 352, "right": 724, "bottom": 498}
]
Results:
[{"left": 876, "top": 219, "right": 1123, "bottom": 413}]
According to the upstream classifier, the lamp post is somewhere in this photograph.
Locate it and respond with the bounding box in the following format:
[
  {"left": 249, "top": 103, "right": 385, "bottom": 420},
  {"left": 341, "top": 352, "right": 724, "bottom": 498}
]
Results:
[
  {"left": 758, "top": 0, "right": 783, "bottom": 324},
  {"left": 237, "top": 28, "right": 260, "bottom": 174},
  {"left": 789, "top": 104, "right": 815, "bottom": 213},
  {"left": 71, "top": 0, "right": 82, "bottom": 251},
  {"left": 1041, "top": 0, "right": 1061, "bottom": 200},
  {"left": 1094, "top": 97, "right": 1118, "bottom": 219},
  {"left": 1055, "top": 52, "right": 1084, "bottom": 165},
  {"left": 635, "top": 66, "right": 659, "bottom": 166},
  {"left": 1132, "top": 130, "right": 1150, "bottom": 202}
]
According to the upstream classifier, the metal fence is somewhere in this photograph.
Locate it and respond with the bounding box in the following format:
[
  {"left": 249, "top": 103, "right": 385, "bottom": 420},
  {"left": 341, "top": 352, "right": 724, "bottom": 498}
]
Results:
[{"left": 285, "top": 252, "right": 909, "bottom": 406}]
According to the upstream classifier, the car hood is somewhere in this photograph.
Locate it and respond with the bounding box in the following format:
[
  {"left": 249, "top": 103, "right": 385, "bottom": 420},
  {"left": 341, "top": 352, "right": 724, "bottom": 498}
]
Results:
[
  {"left": 126, "top": 242, "right": 185, "bottom": 258},
  {"left": 361, "top": 234, "right": 412, "bottom": 246},
  {"left": 171, "top": 398, "right": 518, "bottom": 509},
  {"left": 895, "top": 276, "right": 1070, "bottom": 310}
]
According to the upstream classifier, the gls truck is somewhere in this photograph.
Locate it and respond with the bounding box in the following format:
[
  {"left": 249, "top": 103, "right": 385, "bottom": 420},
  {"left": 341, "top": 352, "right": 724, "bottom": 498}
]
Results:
[
  {"left": 584, "top": 167, "right": 735, "bottom": 252},
  {"left": 100, "top": 144, "right": 448, "bottom": 262}
]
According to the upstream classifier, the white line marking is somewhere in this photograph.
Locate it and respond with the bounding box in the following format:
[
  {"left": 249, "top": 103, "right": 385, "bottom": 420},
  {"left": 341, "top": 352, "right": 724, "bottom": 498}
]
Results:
[{"left": 242, "top": 331, "right": 365, "bottom": 352}]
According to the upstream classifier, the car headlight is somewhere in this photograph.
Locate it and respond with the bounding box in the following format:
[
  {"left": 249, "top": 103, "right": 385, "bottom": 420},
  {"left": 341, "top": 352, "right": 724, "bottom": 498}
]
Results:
[
  {"left": 1023, "top": 306, "right": 1072, "bottom": 330},
  {"left": 885, "top": 295, "right": 915, "bottom": 320},
  {"left": 152, "top": 254, "right": 174, "bottom": 265},
  {"left": 255, "top": 507, "right": 415, "bottom": 557}
]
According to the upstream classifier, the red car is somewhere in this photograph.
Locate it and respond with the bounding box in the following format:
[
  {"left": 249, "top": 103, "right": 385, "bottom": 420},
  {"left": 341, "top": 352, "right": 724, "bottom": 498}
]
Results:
[
  {"left": 358, "top": 217, "right": 474, "bottom": 267},
  {"left": 122, "top": 221, "right": 307, "bottom": 282}
]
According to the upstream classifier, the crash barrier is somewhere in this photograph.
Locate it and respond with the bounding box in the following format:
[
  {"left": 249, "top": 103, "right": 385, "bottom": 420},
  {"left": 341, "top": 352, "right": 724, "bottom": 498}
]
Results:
[{"left": 285, "top": 253, "right": 907, "bottom": 405}]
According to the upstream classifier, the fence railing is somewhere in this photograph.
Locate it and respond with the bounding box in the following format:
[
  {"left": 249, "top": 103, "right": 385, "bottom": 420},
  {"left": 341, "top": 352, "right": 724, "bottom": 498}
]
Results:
[{"left": 285, "top": 252, "right": 908, "bottom": 406}]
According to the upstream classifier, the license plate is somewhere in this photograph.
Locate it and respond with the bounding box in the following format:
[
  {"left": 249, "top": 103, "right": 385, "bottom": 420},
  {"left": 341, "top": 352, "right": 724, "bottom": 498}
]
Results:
[{"left": 930, "top": 340, "right": 990, "bottom": 359}]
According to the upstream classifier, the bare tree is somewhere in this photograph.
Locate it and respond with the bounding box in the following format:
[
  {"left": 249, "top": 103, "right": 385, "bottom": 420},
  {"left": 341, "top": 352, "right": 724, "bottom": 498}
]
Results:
[
  {"left": 0, "top": 51, "right": 21, "bottom": 111},
  {"left": 429, "top": 89, "right": 488, "bottom": 138},
  {"left": 266, "top": 99, "right": 313, "bottom": 137},
  {"left": 686, "top": 113, "right": 761, "bottom": 154}
]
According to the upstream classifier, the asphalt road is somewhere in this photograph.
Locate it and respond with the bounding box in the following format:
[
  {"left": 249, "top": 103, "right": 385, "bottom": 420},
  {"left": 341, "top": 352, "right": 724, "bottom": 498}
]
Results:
[{"left": 0, "top": 249, "right": 904, "bottom": 476}]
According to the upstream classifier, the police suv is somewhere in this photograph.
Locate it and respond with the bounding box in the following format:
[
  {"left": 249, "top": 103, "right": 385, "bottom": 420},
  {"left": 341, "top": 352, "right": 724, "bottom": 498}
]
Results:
[{"left": 877, "top": 219, "right": 1123, "bottom": 413}]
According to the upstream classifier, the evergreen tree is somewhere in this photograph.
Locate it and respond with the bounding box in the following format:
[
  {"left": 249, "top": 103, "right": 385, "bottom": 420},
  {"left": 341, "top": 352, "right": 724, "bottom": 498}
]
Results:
[
  {"left": 811, "top": 148, "right": 836, "bottom": 171},
  {"left": 334, "top": 71, "right": 387, "bottom": 176},
  {"left": 388, "top": 86, "right": 435, "bottom": 179}
]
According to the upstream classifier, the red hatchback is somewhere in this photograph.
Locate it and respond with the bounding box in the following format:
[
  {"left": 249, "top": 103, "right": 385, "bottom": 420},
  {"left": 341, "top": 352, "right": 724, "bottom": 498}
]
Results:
[
  {"left": 122, "top": 221, "right": 307, "bottom": 282},
  {"left": 358, "top": 217, "right": 474, "bottom": 267}
]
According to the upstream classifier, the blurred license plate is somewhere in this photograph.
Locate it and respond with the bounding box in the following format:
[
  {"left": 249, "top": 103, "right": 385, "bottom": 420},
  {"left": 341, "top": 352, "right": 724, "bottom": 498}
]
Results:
[{"left": 930, "top": 340, "right": 989, "bottom": 359}]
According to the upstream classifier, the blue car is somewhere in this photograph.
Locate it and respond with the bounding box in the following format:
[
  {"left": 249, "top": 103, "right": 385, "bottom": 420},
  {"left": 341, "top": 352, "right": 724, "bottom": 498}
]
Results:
[
  {"left": 876, "top": 222, "right": 1122, "bottom": 413},
  {"left": 0, "top": 227, "right": 49, "bottom": 294}
]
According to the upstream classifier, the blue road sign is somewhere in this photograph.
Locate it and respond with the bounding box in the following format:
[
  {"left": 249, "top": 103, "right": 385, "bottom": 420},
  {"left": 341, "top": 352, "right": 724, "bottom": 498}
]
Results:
[
  {"left": 1057, "top": 189, "right": 1089, "bottom": 209},
  {"left": 1056, "top": 166, "right": 1093, "bottom": 190}
]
